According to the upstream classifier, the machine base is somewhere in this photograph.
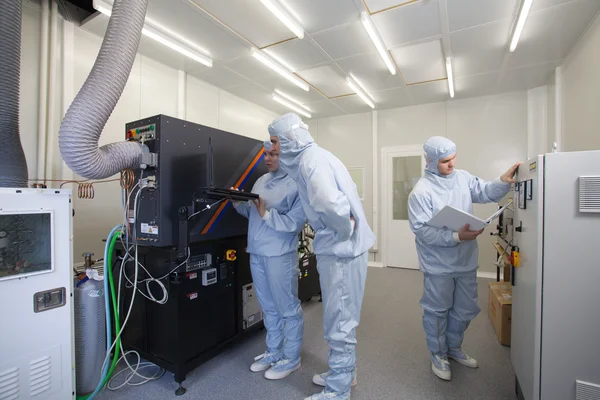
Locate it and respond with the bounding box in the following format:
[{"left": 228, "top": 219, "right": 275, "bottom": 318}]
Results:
[
  {"left": 116, "top": 237, "right": 264, "bottom": 394},
  {"left": 175, "top": 384, "right": 187, "bottom": 396}
]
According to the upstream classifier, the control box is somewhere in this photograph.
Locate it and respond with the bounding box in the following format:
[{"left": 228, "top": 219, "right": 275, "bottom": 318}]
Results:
[{"left": 125, "top": 115, "right": 267, "bottom": 247}]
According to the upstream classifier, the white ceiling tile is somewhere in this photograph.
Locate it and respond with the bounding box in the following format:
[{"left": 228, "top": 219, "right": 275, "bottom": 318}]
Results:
[
  {"left": 454, "top": 71, "right": 501, "bottom": 99},
  {"left": 81, "top": 2, "right": 248, "bottom": 63},
  {"left": 254, "top": 75, "right": 328, "bottom": 103},
  {"left": 281, "top": 0, "right": 361, "bottom": 34},
  {"left": 225, "top": 52, "right": 327, "bottom": 101},
  {"left": 509, "top": 0, "right": 600, "bottom": 68},
  {"left": 224, "top": 54, "right": 286, "bottom": 82},
  {"left": 500, "top": 61, "right": 558, "bottom": 92},
  {"left": 146, "top": 0, "right": 249, "bottom": 61},
  {"left": 332, "top": 95, "right": 375, "bottom": 114},
  {"left": 532, "top": 0, "right": 579, "bottom": 11},
  {"left": 371, "top": 87, "right": 414, "bottom": 109},
  {"left": 373, "top": 0, "right": 442, "bottom": 49},
  {"left": 336, "top": 53, "right": 405, "bottom": 92},
  {"left": 364, "top": 0, "right": 419, "bottom": 14},
  {"left": 188, "top": 63, "right": 251, "bottom": 89},
  {"left": 391, "top": 39, "right": 446, "bottom": 84},
  {"left": 312, "top": 21, "right": 376, "bottom": 60},
  {"left": 224, "top": 82, "right": 289, "bottom": 115},
  {"left": 450, "top": 18, "right": 513, "bottom": 77},
  {"left": 135, "top": 34, "right": 194, "bottom": 72},
  {"left": 446, "top": 0, "right": 519, "bottom": 32},
  {"left": 297, "top": 63, "right": 353, "bottom": 97},
  {"left": 305, "top": 100, "right": 348, "bottom": 118},
  {"left": 188, "top": 0, "right": 296, "bottom": 48},
  {"left": 263, "top": 38, "right": 331, "bottom": 71},
  {"left": 407, "top": 80, "right": 450, "bottom": 104},
  {"left": 81, "top": 13, "right": 203, "bottom": 72}
]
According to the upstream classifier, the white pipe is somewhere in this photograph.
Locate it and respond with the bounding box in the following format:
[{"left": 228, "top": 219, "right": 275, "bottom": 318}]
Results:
[
  {"left": 61, "top": 20, "right": 76, "bottom": 183},
  {"left": 177, "top": 70, "right": 186, "bottom": 119},
  {"left": 46, "top": 0, "right": 58, "bottom": 183},
  {"left": 37, "top": 0, "right": 50, "bottom": 182},
  {"left": 555, "top": 66, "right": 563, "bottom": 152}
]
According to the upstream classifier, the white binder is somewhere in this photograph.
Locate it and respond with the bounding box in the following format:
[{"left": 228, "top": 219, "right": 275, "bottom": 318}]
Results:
[{"left": 427, "top": 201, "right": 512, "bottom": 231}]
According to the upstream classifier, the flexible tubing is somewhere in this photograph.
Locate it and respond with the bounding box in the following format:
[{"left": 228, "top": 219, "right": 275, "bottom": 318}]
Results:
[
  {"left": 58, "top": 0, "right": 147, "bottom": 179},
  {"left": 0, "top": 0, "right": 29, "bottom": 187}
]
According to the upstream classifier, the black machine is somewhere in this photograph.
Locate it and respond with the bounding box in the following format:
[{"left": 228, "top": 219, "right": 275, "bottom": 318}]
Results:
[
  {"left": 123, "top": 115, "right": 265, "bottom": 248},
  {"left": 117, "top": 115, "right": 267, "bottom": 395},
  {"left": 116, "top": 115, "right": 320, "bottom": 395}
]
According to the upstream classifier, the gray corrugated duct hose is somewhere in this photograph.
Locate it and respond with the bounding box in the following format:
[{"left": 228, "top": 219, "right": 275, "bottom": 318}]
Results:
[
  {"left": 0, "top": 0, "right": 29, "bottom": 188},
  {"left": 59, "top": 0, "right": 148, "bottom": 180}
]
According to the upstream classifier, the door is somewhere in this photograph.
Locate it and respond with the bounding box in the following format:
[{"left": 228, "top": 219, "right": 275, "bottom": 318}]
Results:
[{"left": 381, "top": 146, "right": 424, "bottom": 269}]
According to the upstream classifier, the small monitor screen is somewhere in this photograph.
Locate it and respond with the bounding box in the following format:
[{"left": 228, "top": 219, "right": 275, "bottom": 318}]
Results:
[{"left": 0, "top": 212, "right": 52, "bottom": 281}]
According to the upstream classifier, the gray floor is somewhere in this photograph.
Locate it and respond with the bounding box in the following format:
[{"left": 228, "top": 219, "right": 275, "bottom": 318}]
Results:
[{"left": 96, "top": 268, "right": 516, "bottom": 400}]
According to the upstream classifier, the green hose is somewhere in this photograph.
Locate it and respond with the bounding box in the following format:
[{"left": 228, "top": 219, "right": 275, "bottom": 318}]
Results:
[
  {"left": 104, "top": 231, "right": 122, "bottom": 384},
  {"left": 77, "top": 230, "right": 122, "bottom": 400}
]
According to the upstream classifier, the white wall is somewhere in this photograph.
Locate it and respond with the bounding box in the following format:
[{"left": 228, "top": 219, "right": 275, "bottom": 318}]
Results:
[
  {"left": 314, "top": 112, "right": 373, "bottom": 230},
  {"left": 446, "top": 92, "right": 527, "bottom": 274},
  {"left": 21, "top": 8, "right": 277, "bottom": 260},
  {"left": 314, "top": 92, "right": 528, "bottom": 274},
  {"left": 561, "top": 12, "right": 600, "bottom": 152},
  {"left": 379, "top": 102, "right": 447, "bottom": 149},
  {"left": 527, "top": 86, "right": 548, "bottom": 159},
  {"left": 546, "top": 71, "right": 557, "bottom": 153}
]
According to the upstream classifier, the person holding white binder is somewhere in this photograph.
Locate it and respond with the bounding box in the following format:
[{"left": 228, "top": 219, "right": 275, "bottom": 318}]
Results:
[{"left": 407, "top": 136, "right": 520, "bottom": 381}]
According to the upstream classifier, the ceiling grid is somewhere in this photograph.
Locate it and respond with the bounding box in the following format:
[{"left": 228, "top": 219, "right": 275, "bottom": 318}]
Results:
[{"left": 80, "top": 0, "right": 600, "bottom": 118}]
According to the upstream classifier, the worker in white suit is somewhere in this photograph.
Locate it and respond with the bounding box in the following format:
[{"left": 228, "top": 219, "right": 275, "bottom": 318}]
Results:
[
  {"left": 267, "top": 113, "right": 376, "bottom": 400},
  {"left": 408, "top": 136, "right": 520, "bottom": 381},
  {"left": 232, "top": 141, "right": 306, "bottom": 380}
]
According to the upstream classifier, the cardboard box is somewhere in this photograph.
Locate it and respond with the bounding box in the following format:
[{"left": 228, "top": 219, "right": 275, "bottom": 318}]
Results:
[{"left": 488, "top": 282, "right": 512, "bottom": 346}]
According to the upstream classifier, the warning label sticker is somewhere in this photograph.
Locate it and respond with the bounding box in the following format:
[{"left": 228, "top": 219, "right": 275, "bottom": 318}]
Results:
[{"left": 141, "top": 223, "right": 159, "bottom": 235}]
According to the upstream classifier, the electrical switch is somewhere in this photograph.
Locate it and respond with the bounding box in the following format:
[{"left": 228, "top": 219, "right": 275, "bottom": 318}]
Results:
[{"left": 226, "top": 250, "right": 237, "bottom": 261}]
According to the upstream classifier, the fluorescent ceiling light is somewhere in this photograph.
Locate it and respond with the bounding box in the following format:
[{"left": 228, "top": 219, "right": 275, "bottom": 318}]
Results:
[
  {"left": 273, "top": 94, "right": 312, "bottom": 118},
  {"left": 93, "top": 0, "right": 212, "bottom": 67},
  {"left": 264, "top": 49, "right": 296, "bottom": 72},
  {"left": 274, "top": 89, "right": 311, "bottom": 112},
  {"left": 510, "top": 0, "right": 533, "bottom": 52},
  {"left": 360, "top": 11, "right": 396, "bottom": 75},
  {"left": 251, "top": 48, "right": 309, "bottom": 91},
  {"left": 142, "top": 27, "right": 212, "bottom": 67},
  {"left": 445, "top": 57, "right": 455, "bottom": 98},
  {"left": 260, "top": 0, "right": 304, "bottom": 39},
  {"left": 346, "top": 76, "right": 375, "bottom": 109}
]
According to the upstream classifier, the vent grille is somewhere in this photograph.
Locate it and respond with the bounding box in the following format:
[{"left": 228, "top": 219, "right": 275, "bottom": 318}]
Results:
[
  {"left": 576, "top": 380, "right": 600, "bottom": 400},
  {"left": 29, "top": 356, "right": 51, "bottom": 397},
  {"left": 579, "top": 176, "right": 600, "bottom": 213},
  {"left": 0, "top": 367, "right": 19, "bottom": 400}
]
